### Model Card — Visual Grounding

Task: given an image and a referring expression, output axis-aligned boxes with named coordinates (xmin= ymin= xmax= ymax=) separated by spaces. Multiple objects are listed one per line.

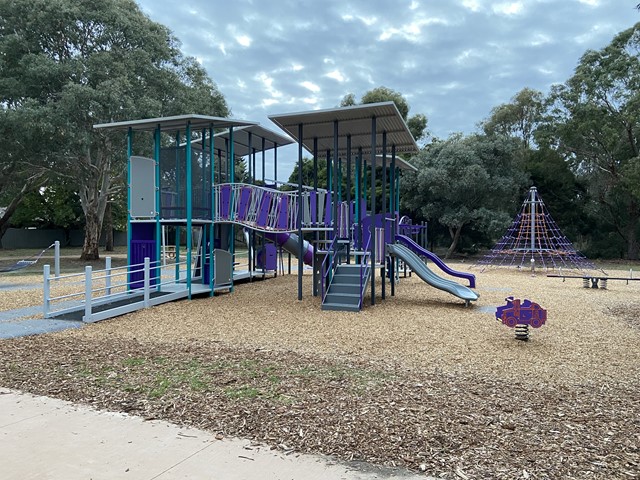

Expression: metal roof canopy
xmin=268 ymin=101 xmax=419 ymax=167
xmin=373 ymin=154 xmax=417 ymax=172
xmin=214 ymin=125 xmax=294 ymax=157
xmin=93 ymin=114 xmax=256 ymax=132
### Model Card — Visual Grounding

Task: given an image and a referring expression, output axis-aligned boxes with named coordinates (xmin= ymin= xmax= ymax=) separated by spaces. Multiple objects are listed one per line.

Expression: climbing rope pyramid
xmin=477 ymin=187 xmax=595 ymax=271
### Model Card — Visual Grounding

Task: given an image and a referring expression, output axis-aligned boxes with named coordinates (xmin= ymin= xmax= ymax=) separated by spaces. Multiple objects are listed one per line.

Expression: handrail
xmin=320 ymin=236 xmax=339 ymax=303
xmin=395 ymin=234 xmax=476 ymax=288
xmin=213 ymin=183 xmax=331 ymax=233
xmin=358 ymin=234 xmax=372 ymax=309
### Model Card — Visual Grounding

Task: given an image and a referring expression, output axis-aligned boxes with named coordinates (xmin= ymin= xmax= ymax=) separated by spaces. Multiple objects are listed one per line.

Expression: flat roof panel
xmin=214 ymin=125 xmax=294 ymax=157
xmin=94 ymin=114 xmax=257 ymax=132
xmin=268 ymin=102 xmax=419 ymax=163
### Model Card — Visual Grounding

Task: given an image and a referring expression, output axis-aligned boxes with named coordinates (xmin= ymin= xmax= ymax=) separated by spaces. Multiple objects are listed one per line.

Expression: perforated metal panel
xmin=130 ymin=156 xmax=156 ymax=218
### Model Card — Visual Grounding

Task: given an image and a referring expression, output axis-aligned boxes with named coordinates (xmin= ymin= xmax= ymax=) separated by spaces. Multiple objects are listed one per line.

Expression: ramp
xmin=388 ymin=243 xmax=479 ymax=305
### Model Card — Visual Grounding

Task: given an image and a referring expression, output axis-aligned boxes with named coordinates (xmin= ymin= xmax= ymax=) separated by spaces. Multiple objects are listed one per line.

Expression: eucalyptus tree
xmin=545 ymin=22 xmax=640 ymax=259
xmin=402 ymin=133 xmax=528 ymax=258
xmin=0 ymin=0 xmax=229 ymax=259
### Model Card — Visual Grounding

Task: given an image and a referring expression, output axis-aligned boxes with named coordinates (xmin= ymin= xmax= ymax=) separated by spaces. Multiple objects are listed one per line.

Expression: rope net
xmin=477 ymin=187 xmax=595 ymax=271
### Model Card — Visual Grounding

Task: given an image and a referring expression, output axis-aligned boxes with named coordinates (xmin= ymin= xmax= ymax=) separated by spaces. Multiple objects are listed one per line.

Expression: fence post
xmin=54 ymin=241 xmax=60 ymax=278
xmin=84 ymin=266 xmax=92 ymax=322
xmin=43 ymin=264 xmax=50 ymax=318
xmin=105 ymin=257 xmax=112 ymax=296
xmin=144 ymin=257 xmax=150 ymax=308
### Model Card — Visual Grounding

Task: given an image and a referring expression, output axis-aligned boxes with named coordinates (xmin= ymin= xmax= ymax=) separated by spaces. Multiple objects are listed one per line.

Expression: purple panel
xmin=310 ymin=191 xmax=317 ymax=224
xmin=237 ymin=187 xmax=252 ymax=221
xmin=276 ymin=196 xmax=289 ymax=229
xmin=256 ymin=192 xmax=272 ymax=228
xmin=219 ymin=185 xmax=231 ymax=219
xmin=323 ymin=193 xmax=332 ymax=225
xmin=257 ymin=244 xmax=277 ymax=270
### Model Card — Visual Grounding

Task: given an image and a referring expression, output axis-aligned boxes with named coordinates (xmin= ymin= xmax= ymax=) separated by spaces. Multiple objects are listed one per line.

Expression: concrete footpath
xmin=0 ymin=389 xmax=428 ymax=480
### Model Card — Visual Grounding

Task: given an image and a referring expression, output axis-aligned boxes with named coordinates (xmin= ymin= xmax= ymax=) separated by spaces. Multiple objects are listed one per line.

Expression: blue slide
xmin=387 ymin=243 xmax=479 ymax=305
xmin=395 ymin=234 xmax=476 ymax=288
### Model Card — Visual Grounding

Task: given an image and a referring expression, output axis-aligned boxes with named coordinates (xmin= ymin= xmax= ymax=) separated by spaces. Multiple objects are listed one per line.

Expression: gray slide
xmin=388 ymin=243 xmax=479 ymax=305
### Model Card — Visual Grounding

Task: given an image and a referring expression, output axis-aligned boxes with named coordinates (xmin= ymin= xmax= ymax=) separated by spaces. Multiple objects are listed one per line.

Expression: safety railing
xmin=213 ymin=183 xmax=332 ymax=232
xmin=43 ymin=257 xmax=193 ymax=323
xmin=320 ymin=236 xmax=339 ymax=303
xmin=358 ymin=234 xmax=372 ymax=310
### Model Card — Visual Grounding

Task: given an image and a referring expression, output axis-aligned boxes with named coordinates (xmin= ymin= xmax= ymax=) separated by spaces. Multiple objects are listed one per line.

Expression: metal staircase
xmin=321 ymin=263 xmax=371 ymax=312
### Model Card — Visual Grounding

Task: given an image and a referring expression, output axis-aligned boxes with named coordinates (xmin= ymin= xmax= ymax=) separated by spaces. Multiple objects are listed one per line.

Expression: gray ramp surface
xmin=388 ymin=243 xmax=479 ymax=303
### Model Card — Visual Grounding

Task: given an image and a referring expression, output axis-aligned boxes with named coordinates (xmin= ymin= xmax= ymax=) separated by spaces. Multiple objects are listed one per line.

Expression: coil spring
xmin=515 ymin=324 xmax=529 ymax=341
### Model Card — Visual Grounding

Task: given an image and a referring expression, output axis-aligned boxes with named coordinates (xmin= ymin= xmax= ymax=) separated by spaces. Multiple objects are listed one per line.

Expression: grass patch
xmin=225 ymin=385 xmax=261 ymax=399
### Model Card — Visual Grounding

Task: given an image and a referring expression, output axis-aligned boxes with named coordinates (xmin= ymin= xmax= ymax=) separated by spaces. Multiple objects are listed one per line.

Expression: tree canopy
xmin=402 ymin=134 xmax=527 ymax=258
xmin=545 ymin=22 xmax=640 ymax=259
xmin=0 ymin=0 xmax=229 ymax=258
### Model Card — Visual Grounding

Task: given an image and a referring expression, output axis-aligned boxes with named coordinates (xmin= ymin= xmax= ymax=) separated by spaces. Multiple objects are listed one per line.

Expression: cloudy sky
xmin=136 ymin=0 xmax=636 ymax=180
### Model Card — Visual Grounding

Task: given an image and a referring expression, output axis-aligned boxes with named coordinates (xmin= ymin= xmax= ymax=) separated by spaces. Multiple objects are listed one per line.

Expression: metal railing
xmin=43 ymin=257 xmax=192 ymax=323
xmin=213 ymin=183 xmax=333 ymax=232
xmin=320 ymin=236 xmax=339 ymax=303
xmin=358 ymin=234 xmax=372 ymax=310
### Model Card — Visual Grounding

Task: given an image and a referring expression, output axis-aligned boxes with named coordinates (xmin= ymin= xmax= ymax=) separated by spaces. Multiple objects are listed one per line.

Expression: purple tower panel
xmin=256 ymin=192 xmax=272 ymax=228
xmin=323 ymin=193 xmax=332 ymax=225
xmin=310 ymin=191 xmax=317 ymax=224
xmin=276 ymin=196 xmax=289 ymax=229
xmin=237 ymin=187 xmax=252 ymax=221
xmin=219 ymin=185 xmax=231 ymax=219
xmin=130 ymin=223 xmax=157 ymax=289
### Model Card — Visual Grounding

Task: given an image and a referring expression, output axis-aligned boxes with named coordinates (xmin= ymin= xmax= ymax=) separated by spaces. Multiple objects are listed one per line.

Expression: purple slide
xmin=395 ymin=234 xmax=476 ymax=288
xmin=265 ymin=232 xmax=314 ymax=266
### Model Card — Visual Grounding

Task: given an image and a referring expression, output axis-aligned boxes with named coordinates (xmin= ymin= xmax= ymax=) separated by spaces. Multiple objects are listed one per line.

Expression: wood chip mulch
xmin=0 ymin=334 xmax=638 ymax=479
xmin=1 ymin=266 xmax=639 ymax=478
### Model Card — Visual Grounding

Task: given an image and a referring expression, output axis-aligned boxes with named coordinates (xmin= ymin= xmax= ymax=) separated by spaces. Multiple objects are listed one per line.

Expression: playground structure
xmin=477 ymin=187 xmax=595 ymax=271
xmin=495 ymin=297 xmax=547 ymax=341
xmin=43 ymin=103 xmax=480 ymax=322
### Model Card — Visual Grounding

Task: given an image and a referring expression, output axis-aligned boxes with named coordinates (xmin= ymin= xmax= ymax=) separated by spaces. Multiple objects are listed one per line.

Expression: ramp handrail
xmin=320 ymin=236 xmax=339 ymax=303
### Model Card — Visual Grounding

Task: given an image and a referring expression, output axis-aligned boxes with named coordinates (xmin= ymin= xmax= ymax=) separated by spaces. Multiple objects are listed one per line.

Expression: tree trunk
xmin=78 ymin=147 xmax=112 ymax=261
xmin=82 ymin=210 xmax=101 ymax=260
xmin=625 ymin=199 xmax=640 ymax=260
xmin=103 ymin=201 xmax=114 ymax=252
xmin=445 ymin=225 xmax=463 ymax=259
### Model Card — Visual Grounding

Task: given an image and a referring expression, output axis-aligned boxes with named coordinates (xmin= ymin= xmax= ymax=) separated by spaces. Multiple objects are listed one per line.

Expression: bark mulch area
xmin=1 ymin=334 xmax=638 ymax=479
xmin=1 ymin=266 xmax=640 ymax=478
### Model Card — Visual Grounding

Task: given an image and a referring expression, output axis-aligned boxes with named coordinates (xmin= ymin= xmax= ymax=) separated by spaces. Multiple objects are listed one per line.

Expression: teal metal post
xmin=355 ymin=147 xmax=362 ymax=251
xmin=209 ymin=125 xmax=215 ymax=295
xmin=154 ymin=125 xmax=162 ymax=291
xmin=370 ymin=116 xmax=376 ymax=306
xmin=126 ymin=127 xmax=133 ymax=288
xmin=175 ymin=131 xmax=181 ymax=282
xmin=333 ymin=120 xmax=339 ymax=239
xmin=390 ymin=146 xmax=396 ymax=297
xmin=363 ymin=160 xmax=367 ymax=205
xmin=381 ymin=131 xmax=387 ymax=301
xmin=229 ymin=127 xmax=235 ymax=292
xmin=185 ymin=122 xmax=193 ymax=299
xmin=297 ymin=123 xmax=304 ymax=301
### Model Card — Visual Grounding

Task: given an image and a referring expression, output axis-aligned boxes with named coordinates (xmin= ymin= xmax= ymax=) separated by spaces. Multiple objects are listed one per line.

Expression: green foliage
xmin=10 ymin=184 xmax=83 ymax=229
xmin=402 ymin=134 xmax=528 ymax=257
xmin=545 ymin=22 xmax=640 ymax=259
xmin=0 ymin=0 xmax=229 ymax=257
xmin=482 ymin=87 xmax=545 ymax=150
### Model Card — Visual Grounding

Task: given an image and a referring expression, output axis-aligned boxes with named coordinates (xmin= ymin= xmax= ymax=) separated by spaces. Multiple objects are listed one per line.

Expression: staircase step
xmin=324 ymin=292 xmax=360 ymax=304
xmin=328 ymin=284 xmax=361 ymax=295
xmin=321 ymin=302 xmax=361 ymax=312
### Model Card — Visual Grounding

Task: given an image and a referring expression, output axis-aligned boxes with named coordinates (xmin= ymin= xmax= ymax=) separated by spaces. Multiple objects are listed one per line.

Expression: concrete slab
xmin=0 ymin=389 xmax=428 ymax=480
